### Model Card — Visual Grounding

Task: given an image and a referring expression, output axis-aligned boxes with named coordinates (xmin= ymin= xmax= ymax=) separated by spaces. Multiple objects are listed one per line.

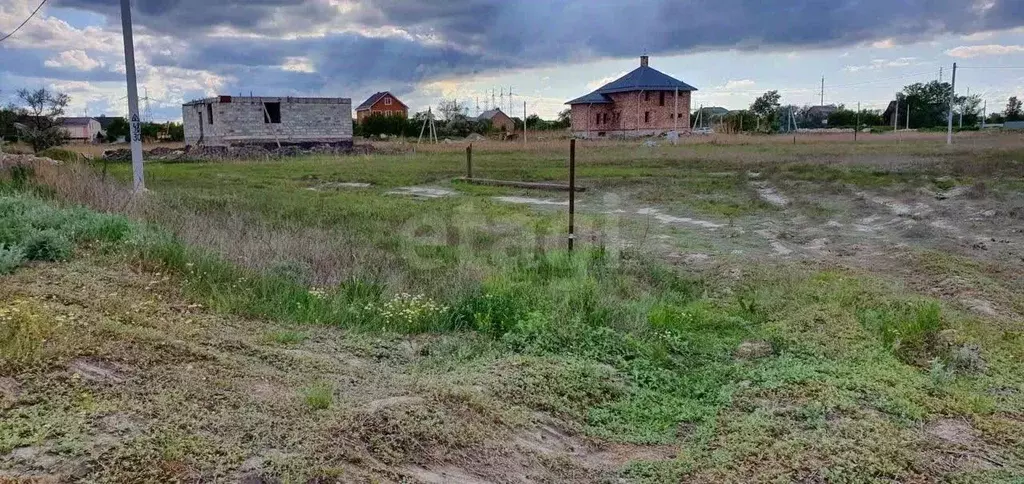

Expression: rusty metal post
xmin=466 ymin=144 xmax=473 ymax=179
xmin=568 ymin=139 xmax=576 ymax=252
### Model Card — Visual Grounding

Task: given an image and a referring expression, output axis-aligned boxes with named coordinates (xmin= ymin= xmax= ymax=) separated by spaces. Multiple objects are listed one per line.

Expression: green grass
xmin=5 ymin=140 xmax=1024 ymax=481
xmin=265 ymin=329 xmax=307 ymax=345
xmin=302 ymin=382 xmax=334 ymax=410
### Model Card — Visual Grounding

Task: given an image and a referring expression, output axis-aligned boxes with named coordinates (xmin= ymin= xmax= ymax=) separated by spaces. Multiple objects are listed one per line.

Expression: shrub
xmin=363 ymin=292 xmax=449 ymax=333
xmin=0 ymin=244 xmax=26 ymax=274
xmin=37 ymin=147 xmax=84 ymax=163
xmin=22 ymin=229 xmax=72 ymax=261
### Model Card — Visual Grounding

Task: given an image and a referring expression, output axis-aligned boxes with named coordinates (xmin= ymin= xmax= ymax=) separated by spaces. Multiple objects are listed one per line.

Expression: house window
xmin=596 ymin=112 xmax=601 ymax=125
xmin=207 ymin=103 xmax=213 ymax=125
xmin=264 ymin=102 xmax=281 ymax=124
xmin=603 ymin=113 xmax=609 ymax=124
xmin=659 ymin=92 xmax=665 ymax=106
xmin=644 ymin=111 xmax=650 ymax=123
xmin=644 ymin=92 xmax=650 ymax=102
xmin=384 ymin=97 xmax=392 ymax=106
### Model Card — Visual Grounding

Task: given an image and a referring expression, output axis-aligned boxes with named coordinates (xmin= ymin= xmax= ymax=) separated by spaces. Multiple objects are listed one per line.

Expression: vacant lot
xmin=2 ymin=132 xmax=1024 ymax=482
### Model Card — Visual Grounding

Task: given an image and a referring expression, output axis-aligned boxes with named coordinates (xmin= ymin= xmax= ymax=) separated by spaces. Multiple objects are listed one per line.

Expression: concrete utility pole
xmin=820 ymin=76 xmax=825 ymax=106
xmin=906 ymin=103 xmax=911 ymax=130
xmin=855 ymin=102 xmax=860 ymax=141
xmin=947 ymin=62 xmax=957 ymax=145
xmin=894 ymin=99 xmax=899 ymax=133
xmin=982 ymin=100 xmax=987 ymax=129
xmin=120 ymin=0 xmax=144 ymax=191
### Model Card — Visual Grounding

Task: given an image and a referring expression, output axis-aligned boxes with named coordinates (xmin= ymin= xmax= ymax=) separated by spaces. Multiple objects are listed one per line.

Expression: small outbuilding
xmin=477 ymin=108 xmax=515 ymax=132
xmin=182 ymin=95 xmax=352 ymax=147
xmin=60 ymin=117 xmax=103 ymax=143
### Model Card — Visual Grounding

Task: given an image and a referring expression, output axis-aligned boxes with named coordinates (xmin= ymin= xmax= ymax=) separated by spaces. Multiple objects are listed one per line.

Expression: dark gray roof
xmin=60 ymin=117 xmax=95 ymax=126
xmin=477 ymin=108 xmax=508 ymax=121
xmin=566 ymin=92 xmax=613 ymax=105
xmin=356 ymin=91 xmax=406 ymax=111
xmin=567 ymin=64 xmax=697 ymax=105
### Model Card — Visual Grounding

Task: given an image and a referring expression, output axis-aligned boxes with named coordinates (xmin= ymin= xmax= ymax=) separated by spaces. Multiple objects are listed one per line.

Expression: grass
xmin=301 ymin=382 xmax=334 ymax=410
xmin=2 ymin=135 xmax=1024 ymax=481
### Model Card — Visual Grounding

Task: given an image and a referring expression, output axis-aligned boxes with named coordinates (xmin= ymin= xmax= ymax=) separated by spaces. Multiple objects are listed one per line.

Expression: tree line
xmin=1 ymin=87 xmax=184 ymax=153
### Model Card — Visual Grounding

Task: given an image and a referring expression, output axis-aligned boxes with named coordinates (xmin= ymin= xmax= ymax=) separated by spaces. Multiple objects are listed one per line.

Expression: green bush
xmin=37 ymin=147 xmax=85 ymax=163
xmin=22 ymin=229 xmax=72 ymax=261
xmin=0 ymin=244 xmax=26 ymax=274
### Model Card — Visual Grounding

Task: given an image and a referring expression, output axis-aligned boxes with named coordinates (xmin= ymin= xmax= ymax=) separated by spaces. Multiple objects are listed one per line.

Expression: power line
xmin=957 ymin=66 xmax=1024 ymax=70
xmin=0 ymin=0 xmax=49 ymax=44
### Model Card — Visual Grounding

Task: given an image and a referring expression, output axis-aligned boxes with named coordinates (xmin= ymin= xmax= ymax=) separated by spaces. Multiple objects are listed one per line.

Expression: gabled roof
xmin=356 ymin=91 xmax=407 ymax=111
xmin=567 ymin=61 xmax=698 ymax=105
xmin=60 ymin=117 xmax=96 ymax=126
xmin=477 ymin=109 xmax=509 ymax=121
xmin=566 ymin=92 xmax=613 ymax=105
xmin=94 ymin=115 xmax=124 ymax=129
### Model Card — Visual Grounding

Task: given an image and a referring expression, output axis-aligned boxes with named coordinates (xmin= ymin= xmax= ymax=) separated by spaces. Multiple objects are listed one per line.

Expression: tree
xmin=16 ymin=88 xmax=70 ymax=152
xmin=167 ymin=122 xmax=185 ymax=142
xmin=105 ymin=117 xmax=129 ymax=142
xmin=525 ymin=114 xmax=542 ymax=129
xmin=1005 ymin=96 xmax=1022 ymax=122
xmin=556 ymin=108 xmax=571 ymax=129
xmin=750 ymin=90 xmax=781 ymax=130
xmin=436 ymin=98 xmax=467 ymax=121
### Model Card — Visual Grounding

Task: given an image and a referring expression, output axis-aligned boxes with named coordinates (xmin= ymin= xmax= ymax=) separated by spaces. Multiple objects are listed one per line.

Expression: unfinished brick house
xmin=566 ymin=56 xmax=697 ymax=138
xmin=355 ymin=91 xmax=408 ymax=123
xmin=476 ymin=108 xmax=515 ymax=132
xmin=182 ymin=96 xmax=352 ymax=147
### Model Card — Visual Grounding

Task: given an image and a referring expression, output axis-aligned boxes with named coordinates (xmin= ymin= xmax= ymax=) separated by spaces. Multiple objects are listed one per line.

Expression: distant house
xmin=60 ymin=117 xmax=103 ymax=143
xmin=477 ymin=108 xmax=515 ymax=132
xmin=882 ymin=101 xmax=899 ymax=126
xmin=804 ymin=105 xmax=838 ymax=127
xmin=566 ymin=55 xmax=697 ymax=138
xmin=355 ymin=92 xmax=408 ymax=122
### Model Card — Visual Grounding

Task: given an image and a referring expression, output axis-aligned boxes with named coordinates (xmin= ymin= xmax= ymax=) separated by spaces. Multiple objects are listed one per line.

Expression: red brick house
xmin=476 ymin=108 xmax=515 ymax=132
xmin=355 ymin=91 xmax=408 ymax=122
xmin=567 ymin=56 xmax=697 ymax=138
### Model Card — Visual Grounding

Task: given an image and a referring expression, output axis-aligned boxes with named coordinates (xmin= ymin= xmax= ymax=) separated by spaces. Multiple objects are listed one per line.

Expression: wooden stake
xmin=568 ymin=139 xmax=576 ymax=252
xmin=466 ymin=144 xmax=473 ymax=179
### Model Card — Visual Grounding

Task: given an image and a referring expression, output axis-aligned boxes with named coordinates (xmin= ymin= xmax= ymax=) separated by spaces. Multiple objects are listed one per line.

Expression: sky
xmin=2 ymin=0 xmax=1024 ymax=122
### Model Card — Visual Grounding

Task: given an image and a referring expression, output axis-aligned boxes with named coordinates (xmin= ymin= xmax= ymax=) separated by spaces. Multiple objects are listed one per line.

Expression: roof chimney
xmin=640 ymin=55 xmax=649 ymax=67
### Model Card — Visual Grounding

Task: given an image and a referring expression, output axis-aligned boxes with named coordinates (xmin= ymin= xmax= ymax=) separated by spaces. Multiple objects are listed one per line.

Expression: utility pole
xmin=906 ymin=103 xmax=910 ymax=130
xmin=894 ymin=99 xmax=899 ymax=133
xmin=982 ymin=100 xmax=987 ymax=129
xmin=120 ymin=0 xmax=144 ymax=192
xmin=523 ymin=101 xmax=527 ymax=146
xmin=947 ymin=62 xmax=956 ymax=145
xmin=939 ymin=67 xmax=943 ymax=83
xmin=820 ymin=76 xmax=825 ymax=106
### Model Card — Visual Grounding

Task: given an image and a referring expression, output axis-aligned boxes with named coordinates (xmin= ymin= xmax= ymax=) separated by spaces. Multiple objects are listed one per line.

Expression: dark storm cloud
xmin=148 ymin=32 xmax=508 ymax=94
xmin=355 ymin=0 xmax=1024 ymax=60
xmin=45 ymin=0 xmax=1024 ymax=96
xmin=52 ymin=0 xmax=340 ymax=35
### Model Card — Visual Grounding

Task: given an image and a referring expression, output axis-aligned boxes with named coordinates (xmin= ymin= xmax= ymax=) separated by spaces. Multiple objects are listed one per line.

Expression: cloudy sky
xmin=3 ymin=0 xmax=1024 ymax=122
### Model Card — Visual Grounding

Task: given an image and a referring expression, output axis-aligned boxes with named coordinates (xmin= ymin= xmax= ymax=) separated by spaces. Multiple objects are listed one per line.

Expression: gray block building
xmin=182 ymin=96 xmax=352 ymax=147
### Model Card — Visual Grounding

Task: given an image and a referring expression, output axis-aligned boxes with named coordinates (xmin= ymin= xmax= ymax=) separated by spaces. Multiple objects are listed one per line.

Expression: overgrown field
xmin=2 ymin=134 xmax=1024 ymax=482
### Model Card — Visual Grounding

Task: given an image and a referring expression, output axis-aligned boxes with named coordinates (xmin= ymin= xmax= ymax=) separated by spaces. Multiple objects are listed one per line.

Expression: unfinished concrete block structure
xmin=182 ymin=96 xmax=352 ymax=147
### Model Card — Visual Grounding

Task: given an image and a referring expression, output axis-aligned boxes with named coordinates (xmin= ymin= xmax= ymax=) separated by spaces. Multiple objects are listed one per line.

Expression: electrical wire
xmin=0 ymin=0 xmax=49 ymax=44
xmin=958 ymin=66 xmax=1024 ymax=69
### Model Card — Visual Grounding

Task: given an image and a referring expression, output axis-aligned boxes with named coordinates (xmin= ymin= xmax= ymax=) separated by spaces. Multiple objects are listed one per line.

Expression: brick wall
xmin=570 ymin=90 xmax=691 ymax=137
xmin=356 ymin=94 xmax=408 ymax=122
xmin=184 ymin=97 xmax=352 ymax=146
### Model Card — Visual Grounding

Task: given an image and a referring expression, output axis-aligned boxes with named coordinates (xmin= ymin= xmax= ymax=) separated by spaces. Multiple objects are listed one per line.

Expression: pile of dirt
xmin=101 ymin=143 xmax=374 ymax=162
xmin=0 ymin=153 xmax=62 ymax=169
